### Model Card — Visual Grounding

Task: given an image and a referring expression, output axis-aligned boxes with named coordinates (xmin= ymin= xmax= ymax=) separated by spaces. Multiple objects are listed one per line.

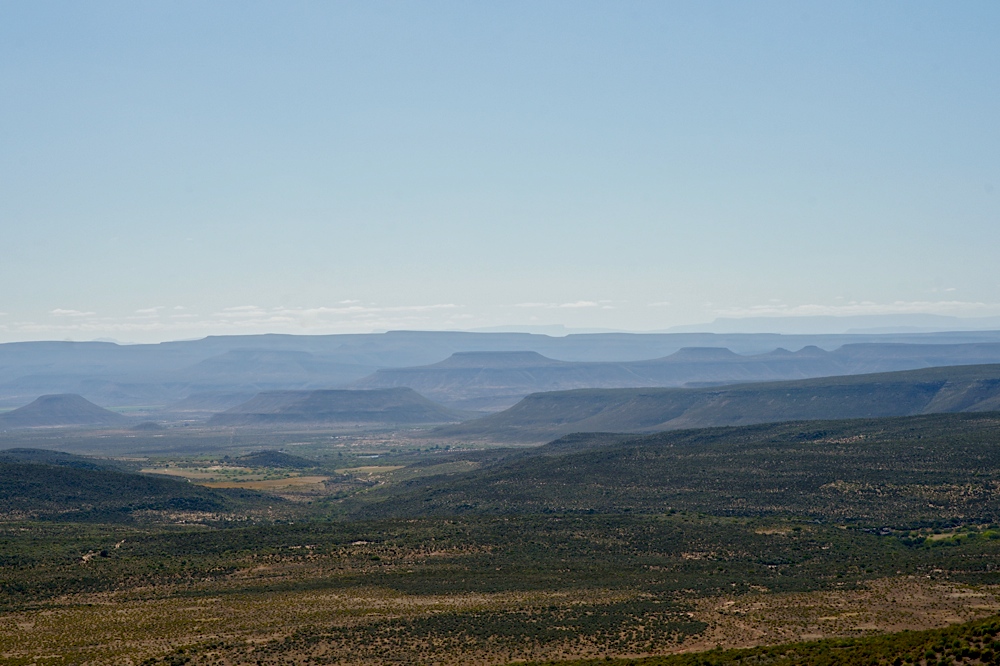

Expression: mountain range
xmin=434 ymin=363 xmax=1000 ymax=442
xmin=354 ymin=343 xmax=1000 ymax=410
xmin=6 ymin=330 xmax=1000 ymax=412
xmin=208 ymin=387 xmax=467 ymax=426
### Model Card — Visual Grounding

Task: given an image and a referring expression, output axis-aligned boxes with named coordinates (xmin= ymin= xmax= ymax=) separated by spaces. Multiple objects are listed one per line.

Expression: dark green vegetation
xmin=438 ymin=364 xmax=1000 ymax=441
xmin=0 ymin=393 xmax=127 ymax=428
xmin=360 ymin=412 xmax=1000 ymax=527
xmin=537 ymin=615 xmax=1000 ymax=666
xmin=6 ymin=411 xmax=1000 ymax=663
xmin=1 ymin=514 xmax=903 ymax=609
xmin=0 ymin=460 xmax=278 ymax=522
xmin=7 ymin=512 xmax=1000 ymax=660
xmin=233 ymin=449 xmax=318 ymax=469
xmin=207 ymin=387 xmax=468 ymax=426
xmin=0 ymin=447 xmax=126 ymax=470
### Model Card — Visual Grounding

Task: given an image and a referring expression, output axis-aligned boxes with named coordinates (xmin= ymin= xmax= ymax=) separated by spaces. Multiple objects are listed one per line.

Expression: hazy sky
xmin=2 ymin=1 xmax=999 ymax=342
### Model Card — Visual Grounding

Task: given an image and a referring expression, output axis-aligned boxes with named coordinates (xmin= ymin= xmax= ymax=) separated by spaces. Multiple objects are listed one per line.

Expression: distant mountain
xmin=181 ymin=349 xmax=375 ymax=387
xmin=0 ymin=394 xmax=127 ymax=428
xmin=434 ymin=363 xmax=1000 ymax=442
xmin=208 ymin=388 xmax=468 ymax=426
xmin=165 ymin=391 xmax=259 ymax=415
xmin=353 ymin=343 xmax=1000 ymax=411
xmin=8 ymin=332 xmax=1000 ymax=413
xmin=354 ymin=351 xmax=645 ymax=410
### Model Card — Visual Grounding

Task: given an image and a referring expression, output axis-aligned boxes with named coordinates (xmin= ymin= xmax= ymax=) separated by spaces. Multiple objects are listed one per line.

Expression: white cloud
xmin=515 ymin=300 xmax=607 ymax=309
xmin=713 ymin=300 xmax=1000 ymax=318
xmin=3 ymin=302 xmax=473 ymax=341
xmin=49 ymin=309 xmax=96 ymax=317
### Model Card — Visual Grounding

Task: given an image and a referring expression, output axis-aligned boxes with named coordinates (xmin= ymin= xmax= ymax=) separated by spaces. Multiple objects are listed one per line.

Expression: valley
xmin=4 ymin=409 xmax=1000 ymax=664
xmin=6 ymin=334 xmax=1000 ymax=664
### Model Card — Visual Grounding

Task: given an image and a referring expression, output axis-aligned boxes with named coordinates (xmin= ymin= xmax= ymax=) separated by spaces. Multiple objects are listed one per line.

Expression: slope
xmin=353 ymin=351 xmax=649 ymax=410
xmin=353 ymin=343 xmax=1000 ymax=411
xmin=208 ymin=387 xmax=468 ymax=426
xmin=0 ymin=461 xmax=274 ymax=522
xmin=0 ymin=394 xmax=127 ymax=428
xmin=435 ymin=363 xmax=1000 ymax=442
xmin=0 ymin=447 xmax=126 ymax=471
xmin=353 ymin=411 xmax=1000 ymax=527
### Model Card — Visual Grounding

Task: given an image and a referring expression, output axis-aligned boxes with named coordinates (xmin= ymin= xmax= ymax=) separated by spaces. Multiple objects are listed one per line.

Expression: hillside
xmin=0 ymin=447 xmax=126 ymax=471
xmin=0 ymin=461 xmax=272 ymax=522
xmin=235 ymin=450 xmax=317 ymax=469
xmin=208 ymin=387 xmax=468 ymax=426
xmin=354 ymin=411 xmax=1000 ymax=527
xmin=164 ymin=391 xmax=258 ymax=416
xmin=434 ymin=363 xmax=1000 ymax=441
xmin=0 ymin=394 xmax=127 ymax=428
xmin=353 ymin=343 xmax=1000 ymax=411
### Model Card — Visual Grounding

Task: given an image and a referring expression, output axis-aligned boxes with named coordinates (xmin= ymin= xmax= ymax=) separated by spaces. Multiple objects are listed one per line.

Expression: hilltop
xmin=434 ymin=363 xmax=1000 ymax=442
xmin=208 ymin=387 xmax=468 ymax=426
xmin=0 ymin=394 xmax=127 ymax=429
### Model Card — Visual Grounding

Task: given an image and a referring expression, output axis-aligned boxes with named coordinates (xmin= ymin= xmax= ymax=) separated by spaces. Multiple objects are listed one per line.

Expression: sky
xmin=2 ymin=1 xmax=999 ymax=342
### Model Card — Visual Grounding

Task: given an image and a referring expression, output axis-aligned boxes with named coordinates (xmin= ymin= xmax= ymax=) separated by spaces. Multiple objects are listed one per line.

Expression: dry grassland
xmin=335 ymin=466 xmax=404 ymax=475
xmin=685 ymin=578 xmax=1000 ymax=653
xmin=3 ymin=578 xmax=999 ymax=666
xmin=201 ymin=476 xmax=329 ymax=490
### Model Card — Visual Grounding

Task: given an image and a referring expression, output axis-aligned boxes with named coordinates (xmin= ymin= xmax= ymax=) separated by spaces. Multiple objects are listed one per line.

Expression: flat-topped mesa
xmin=660 ymin=347 xmax=743 ymax=362
xmin=758 ymin=345 xmax=831 ymax=359
xmin=422 ymin=351 xmax=569 ymax=369
xmin=0 ymin=394 xmax=127 ymax=428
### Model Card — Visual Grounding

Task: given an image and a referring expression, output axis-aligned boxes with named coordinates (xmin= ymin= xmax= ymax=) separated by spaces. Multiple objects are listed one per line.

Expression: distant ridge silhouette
xmin=208 ymin=387 xmax=467 ymax=426
xmin=0 ymin=394 xmax=127 ymax=428
xmin=434 ymin=363 xmax=1000 ymax=442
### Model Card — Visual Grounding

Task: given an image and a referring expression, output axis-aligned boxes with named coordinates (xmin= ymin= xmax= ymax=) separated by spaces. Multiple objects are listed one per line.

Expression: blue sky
xmin=2 ymin=1 xmax=998 ymax=341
